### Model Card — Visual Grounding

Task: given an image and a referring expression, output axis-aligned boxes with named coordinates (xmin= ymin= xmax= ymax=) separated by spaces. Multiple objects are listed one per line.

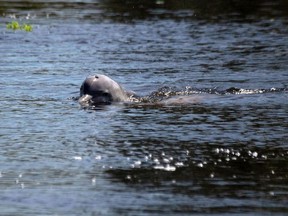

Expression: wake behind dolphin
xmin=78 ymin=74 xmax=287 ymax=108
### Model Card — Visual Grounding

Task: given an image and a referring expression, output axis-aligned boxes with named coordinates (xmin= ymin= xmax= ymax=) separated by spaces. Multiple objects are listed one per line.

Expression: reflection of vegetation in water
xmin=1 ymin=0 xmax=288 ymax=22
xmin=100 ymin=0 xmax=288 ymax=21
xmin=6 ymin=21 xmax=33 ymax=32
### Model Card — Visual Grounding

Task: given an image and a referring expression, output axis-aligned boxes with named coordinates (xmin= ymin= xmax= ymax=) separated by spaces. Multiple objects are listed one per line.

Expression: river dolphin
xmin=79 ymin=74 xmax=129 ymax=105
xmin=78 ymin=74 xmax=207 ymax=107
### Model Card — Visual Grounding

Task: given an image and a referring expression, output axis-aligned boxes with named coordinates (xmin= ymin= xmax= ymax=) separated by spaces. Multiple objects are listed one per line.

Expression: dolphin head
xmin=79 ymin=74 xmax=128 ymax=105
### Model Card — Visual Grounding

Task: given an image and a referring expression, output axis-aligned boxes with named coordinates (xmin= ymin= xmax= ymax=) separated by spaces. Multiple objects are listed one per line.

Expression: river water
xmin=0 ymin=0 xmax=288 ymax=215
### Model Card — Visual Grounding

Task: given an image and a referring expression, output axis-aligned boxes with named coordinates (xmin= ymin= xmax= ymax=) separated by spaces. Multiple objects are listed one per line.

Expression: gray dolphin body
xmin=78 ymin=74 xmax=207 ymax=107
xmin=79 ymin=74 xmax=129 ymax=105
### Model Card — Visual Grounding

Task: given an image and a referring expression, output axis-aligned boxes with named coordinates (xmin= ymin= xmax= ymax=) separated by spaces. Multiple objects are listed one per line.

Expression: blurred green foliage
xmin=6 ymin=21 xmax=33 ymax=32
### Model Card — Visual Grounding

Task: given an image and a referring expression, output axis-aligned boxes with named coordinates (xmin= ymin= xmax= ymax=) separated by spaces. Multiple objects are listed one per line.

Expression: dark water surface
xmin=1 ymin=0 xmax=288 ymax=215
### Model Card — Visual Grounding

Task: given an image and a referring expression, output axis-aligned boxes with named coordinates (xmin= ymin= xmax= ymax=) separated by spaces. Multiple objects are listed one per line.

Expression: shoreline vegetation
xmin=6 ymin=21 xmax=33 ymax=32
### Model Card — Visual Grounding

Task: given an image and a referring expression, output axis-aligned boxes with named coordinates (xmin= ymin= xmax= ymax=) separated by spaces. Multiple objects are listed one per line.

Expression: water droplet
xmin=197 ymin=163 xmax=203 ymax=168
xmin=91 ymin=177 xmax=96 ymax=185
xmin=262 ymin=155 xmax=267 ymax=159
xmin=154 ymin=158 xmax=160 ymax=164
xmin=175 ymin=162 xmax=184 ymax=167
xmin=154 ymin=165 xmax=165 ymax=170
xmin=73 ymin=156 xmax=82 ymax=160
xmin=163 ymin=158 xmax=170 ymax=163
xmin=164 ymin=165 xmax=176 ymax=171
xmin=134 ymin=161 xmax=141 ymax=166
xmin=154 ymin=165 xmax=176 ymax=171
xmin=95 ymin=155 xmax=101 ymax=160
